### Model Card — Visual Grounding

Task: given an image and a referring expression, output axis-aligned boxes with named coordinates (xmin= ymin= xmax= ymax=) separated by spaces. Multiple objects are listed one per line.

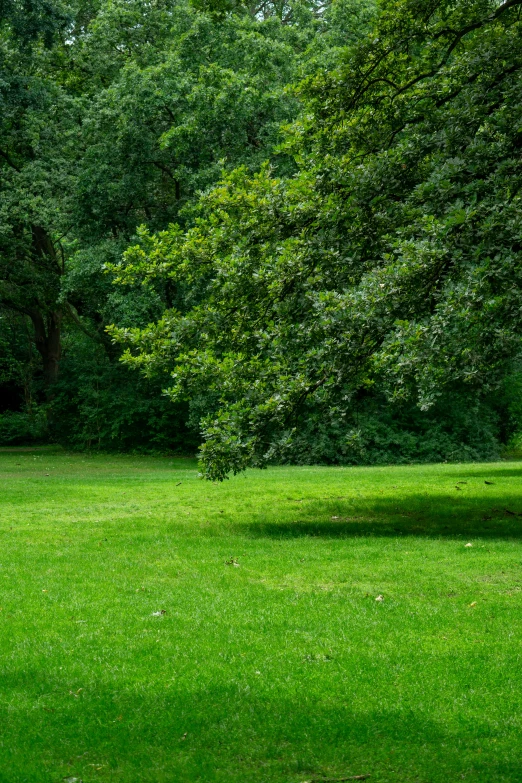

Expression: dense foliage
xmin=0 ymin=0 xmax=373 ymax=450
xmin=112 ymin=0 xmax=522 ymax=477
xmin=2 ymin=0 xmax=522 ymax=469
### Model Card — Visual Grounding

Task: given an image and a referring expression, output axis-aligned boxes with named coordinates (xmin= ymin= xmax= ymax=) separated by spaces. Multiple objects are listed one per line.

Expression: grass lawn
xmin=1 ymin=451 xmax=522 ymax=783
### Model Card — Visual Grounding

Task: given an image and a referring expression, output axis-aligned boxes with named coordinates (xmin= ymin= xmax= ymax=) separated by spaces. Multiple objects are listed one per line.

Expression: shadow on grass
xmin=241 ymin=491 xmax=522 ymax=540
xmin=0 ymin=444 xmax=63 ymax=453
xmin=1 ymin=671 xmax=520 ymax=782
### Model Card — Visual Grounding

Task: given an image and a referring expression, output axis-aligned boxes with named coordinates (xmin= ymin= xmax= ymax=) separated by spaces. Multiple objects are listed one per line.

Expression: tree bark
xmin=27 ymin=225 xmax=62 ymax=389
xmin=1 ymin=225 xmax=63 ymax=390
xmin=29 ymin=308 xmax=62 ymax=388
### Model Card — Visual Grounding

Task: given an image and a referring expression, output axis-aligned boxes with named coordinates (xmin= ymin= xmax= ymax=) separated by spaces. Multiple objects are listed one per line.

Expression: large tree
xmin=1 ymin=0 xmax=368 ymax=397
xmin=0 ymin=0 xmax=75 ymax=386
xmin=67 ymin=0 xmax=374 ymax=334
xmin=112 ymin=0 xmax=522 ymax=478
xmin=0 ymin=0 xmax=199 ymax=388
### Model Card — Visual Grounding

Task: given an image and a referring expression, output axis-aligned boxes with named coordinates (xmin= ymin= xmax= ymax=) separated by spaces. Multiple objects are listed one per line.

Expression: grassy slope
xmin=0 ymin=452 xmax=521 ymax=783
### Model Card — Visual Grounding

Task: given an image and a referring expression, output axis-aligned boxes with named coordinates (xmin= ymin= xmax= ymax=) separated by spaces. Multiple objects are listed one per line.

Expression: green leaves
xmin=112 ymin=0 xmax=522 ymax=477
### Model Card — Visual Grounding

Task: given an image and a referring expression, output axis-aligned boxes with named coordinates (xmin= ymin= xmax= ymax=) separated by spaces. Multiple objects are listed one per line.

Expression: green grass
xmin=1 ymin=452 xmax=522 ymax=783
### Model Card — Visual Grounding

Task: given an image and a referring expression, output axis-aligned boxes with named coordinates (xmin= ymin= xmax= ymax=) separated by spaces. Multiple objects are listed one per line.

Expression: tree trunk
xmin=1 ymin=226 xmax=64 ymax=390
xmin=29 ymin=308 xmax=62 ymax=389
xmin=28 ymin=225 xmax=63 ymax=389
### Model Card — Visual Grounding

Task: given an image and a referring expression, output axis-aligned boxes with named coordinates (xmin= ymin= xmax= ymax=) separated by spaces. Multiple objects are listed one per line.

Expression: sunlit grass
xmin=1 ymin=451 xmax=521 ymax=782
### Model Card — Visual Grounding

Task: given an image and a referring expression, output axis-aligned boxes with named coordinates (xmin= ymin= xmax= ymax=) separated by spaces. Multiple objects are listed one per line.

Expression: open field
xmin=1 ymin=451 xmax=521 ymax=782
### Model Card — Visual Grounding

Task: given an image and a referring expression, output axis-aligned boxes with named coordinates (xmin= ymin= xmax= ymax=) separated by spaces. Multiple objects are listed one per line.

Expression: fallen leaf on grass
xmin=484 ymin=481 xmax=494 ymax=485
xmin=465 ymin=543 xmax=473 ymax=547
xmin=63 ymin=777 xmax=82 ymax=782
xmin=375 ymin=595 xmax=384 ymax=602
xmin=180 ymin=732 xmax=187 ymax=741
xmin=469 ymin=601 xmax=477 ymax=607
xmin=176 ymin=482 xmax=182 ymax=486
xmin=225 ymin=558 xmax=239 ymax=567
xmin=152 ymin=610 xmax=166 ymax=616
xmin=305 ymin=654 xmax=332 ymax=663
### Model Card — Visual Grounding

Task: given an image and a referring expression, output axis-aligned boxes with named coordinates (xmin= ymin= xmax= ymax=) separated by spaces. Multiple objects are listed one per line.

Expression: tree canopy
xmin=0 ymin=0 xmax=377 ymax=447
xmin=110 ymin=0 xmax=522 ymax=478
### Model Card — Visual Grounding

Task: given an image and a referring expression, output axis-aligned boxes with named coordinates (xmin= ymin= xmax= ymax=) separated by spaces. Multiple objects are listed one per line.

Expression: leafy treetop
xmin=111 ymin=0 xmax=522 ymax=479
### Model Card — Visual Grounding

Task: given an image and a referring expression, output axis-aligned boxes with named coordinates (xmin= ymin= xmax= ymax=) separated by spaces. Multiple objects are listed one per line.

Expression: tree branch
xmin=0 ymin=148 xmax=21 ymax=172
xmin=65 ymin=302 xmax=104 ymax=343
